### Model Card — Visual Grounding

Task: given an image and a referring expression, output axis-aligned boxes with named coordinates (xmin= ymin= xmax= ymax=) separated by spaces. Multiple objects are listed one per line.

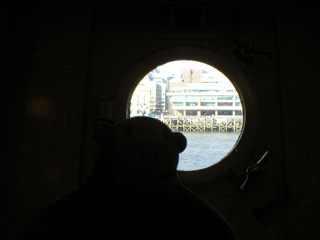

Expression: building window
xmin=218 ymin=102 xmax=233 ymax=106
xmin=235 ymin=110 xmax=243 ymax=116
xmin=186 ymin=95 xmax=198 ymax=102
xmin=173 ymin=102 xmax=184 ymax=106
xmin=201 ymin=110 xmax=215 ymax=116
xmin=186 ymin=110 xmax=197 ymax=116
xmin=201 ymin=102 xmax=216 ymax=106
xmin=201 ymin=95 xmax=216 ymax=101
xmin=218 ymin=110 xmax=233 ymax=115
xmin=218 ymin=95 xmax=234 ymax=100
xmin=186 ymin=102 xmax=198 ymax=106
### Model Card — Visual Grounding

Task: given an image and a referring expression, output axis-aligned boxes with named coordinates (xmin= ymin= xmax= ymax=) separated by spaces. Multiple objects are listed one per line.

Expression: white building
xmin=167 ymin=69 xmax=243 ymax=117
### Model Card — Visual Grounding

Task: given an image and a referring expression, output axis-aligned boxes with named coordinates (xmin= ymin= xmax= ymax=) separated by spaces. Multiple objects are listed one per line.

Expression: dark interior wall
xmin=1 ymin=7 xmax=34 ymax=239
xmin=1 ymin=5 xmax=92 ymax=239
xmin=277 ymin=5 xmax=320 ymax=239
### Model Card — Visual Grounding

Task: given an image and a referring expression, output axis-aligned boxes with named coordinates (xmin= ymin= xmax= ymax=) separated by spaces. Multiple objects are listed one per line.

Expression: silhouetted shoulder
xmin=172 ymin=184 xmax=237 ymax=239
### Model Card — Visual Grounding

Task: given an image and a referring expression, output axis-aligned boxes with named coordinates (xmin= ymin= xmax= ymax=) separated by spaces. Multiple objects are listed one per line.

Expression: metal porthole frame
xmin=115 ymin=45 xmax=257 ymax=184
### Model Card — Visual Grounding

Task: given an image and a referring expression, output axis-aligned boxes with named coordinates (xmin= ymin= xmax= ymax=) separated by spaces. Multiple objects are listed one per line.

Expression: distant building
xmin=130 ymin=71 xmax=167 ymax=117
xmin=167 ymin=69 xmax=243 ymax=117
xmin=131 ymin=68 xmax=243 ymax=118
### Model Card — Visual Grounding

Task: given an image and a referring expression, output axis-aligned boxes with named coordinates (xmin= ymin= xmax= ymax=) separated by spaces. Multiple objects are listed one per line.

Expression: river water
xmin=177 ymin=132 xmax=241 ymax=171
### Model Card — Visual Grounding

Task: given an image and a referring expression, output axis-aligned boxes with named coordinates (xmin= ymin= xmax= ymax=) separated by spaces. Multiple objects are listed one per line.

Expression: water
xmin=177 ymin=132 xmax=241 ymax=171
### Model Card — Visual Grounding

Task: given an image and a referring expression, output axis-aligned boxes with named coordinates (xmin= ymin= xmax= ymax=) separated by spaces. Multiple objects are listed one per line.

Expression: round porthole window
xmin=128 ymin=60 xmax=244 ymax=171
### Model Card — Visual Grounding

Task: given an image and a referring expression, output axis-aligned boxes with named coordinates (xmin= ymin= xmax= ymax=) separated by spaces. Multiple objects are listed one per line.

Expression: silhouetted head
xmin=93 ymin=117 xmax=187 ymax=204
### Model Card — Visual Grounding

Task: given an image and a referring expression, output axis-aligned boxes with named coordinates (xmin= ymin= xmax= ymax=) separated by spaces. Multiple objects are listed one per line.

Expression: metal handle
xmin=240 ymin=151 xmax=272 ymax=191
xmin=256 ymin=150 xmax=272 ymax=165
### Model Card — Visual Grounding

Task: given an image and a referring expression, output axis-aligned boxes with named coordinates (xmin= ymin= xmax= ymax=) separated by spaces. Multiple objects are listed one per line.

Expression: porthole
xmin=115 ymin=46 xmax=256 ymax=183
xmin=128 ymin=60 xmax=244 ymax=171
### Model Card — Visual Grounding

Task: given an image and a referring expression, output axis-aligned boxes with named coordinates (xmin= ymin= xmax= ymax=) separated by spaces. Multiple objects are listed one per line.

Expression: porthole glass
xmin=129 ymin=60 xmax=244 ymax=171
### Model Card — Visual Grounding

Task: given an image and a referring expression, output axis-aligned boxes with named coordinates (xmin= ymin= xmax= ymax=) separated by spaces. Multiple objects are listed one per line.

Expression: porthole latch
xmin=240 ymin=150 xmax=272 ymax=191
